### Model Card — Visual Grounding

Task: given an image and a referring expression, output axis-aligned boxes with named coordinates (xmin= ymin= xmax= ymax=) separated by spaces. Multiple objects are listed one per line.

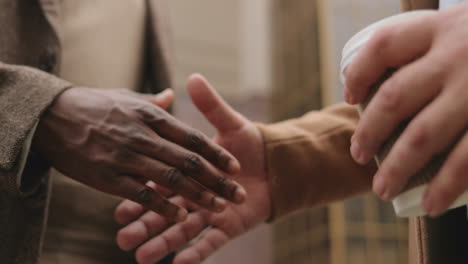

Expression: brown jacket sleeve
xmin=257 ymin=104 xmax=376 ymax=220
xmin=0 ymin=62 xmax=72 ymax=195
xmin=399 ymin=0 xmax=438 ymax=11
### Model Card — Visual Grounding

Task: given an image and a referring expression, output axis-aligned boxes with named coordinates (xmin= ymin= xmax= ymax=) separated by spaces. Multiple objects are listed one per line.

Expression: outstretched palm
xmin=114 ymin=74 xmax=271 ymax=264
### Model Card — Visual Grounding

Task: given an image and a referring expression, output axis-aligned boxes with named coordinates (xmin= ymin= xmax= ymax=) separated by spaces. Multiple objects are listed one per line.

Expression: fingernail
xmin=373 ymin=173 xmax=387 ymax=198
xmin=381 ymin=189 xmax=393 ymax=201
xmin=175 ymin=208 xmax=188 ymax=222
xmin=233 ymin=185 xmax=247 ymax=204
xmin=213 ymin=197 xmax=227 ymax=212
xmin=422 ymin=192 xmax=438 ymax=217
xmin=350 ymin=141 xmax=364 ymax=164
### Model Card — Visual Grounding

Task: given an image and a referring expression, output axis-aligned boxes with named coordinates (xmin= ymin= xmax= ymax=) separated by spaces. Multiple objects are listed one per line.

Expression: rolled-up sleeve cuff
xmin=16 ymin=121 xmax=49 ymax=194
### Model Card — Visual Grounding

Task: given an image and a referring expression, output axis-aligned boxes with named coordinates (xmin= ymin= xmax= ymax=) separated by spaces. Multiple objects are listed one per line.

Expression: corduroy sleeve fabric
xmin=0 ymin=62 xmax=72 ymax=195
xmin=257 ymin=104 xmax=377 ymax=221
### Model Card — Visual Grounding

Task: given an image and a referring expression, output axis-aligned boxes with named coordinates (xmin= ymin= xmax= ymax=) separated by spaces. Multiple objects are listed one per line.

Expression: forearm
xmin=257 ymin=104 xmax=376 ymax=221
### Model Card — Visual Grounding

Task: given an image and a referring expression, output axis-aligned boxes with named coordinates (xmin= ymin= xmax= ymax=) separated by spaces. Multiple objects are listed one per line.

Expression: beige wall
xmin=167 ymin=0 xmax=271 ymax=99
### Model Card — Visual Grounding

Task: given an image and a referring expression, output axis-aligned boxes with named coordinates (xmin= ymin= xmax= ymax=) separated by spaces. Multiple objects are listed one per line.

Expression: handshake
xmin=35 ymin=71 xmax=468 ymax=264
xmin=34 ymin=74 xmax=271 ymax=264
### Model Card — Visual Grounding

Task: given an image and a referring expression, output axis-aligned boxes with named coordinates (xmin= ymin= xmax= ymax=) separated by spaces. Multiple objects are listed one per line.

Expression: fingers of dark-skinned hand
xmin=124 ymin=131 xmax=244 ymax=204
xmin=344 ymin=13 xmax=436 ymax=105
xmin=423 ymin=132 xmax=468 ymax=217
xmin=350 ymin=55 xmax=443 ymax=165
xmin=173 ymin=229 xmax=230 ymax=264
xmin=136 ymin=104 xmax=240 ymax=176
xmin=180 ymin=128 xmax=240 ymax=175
xmin=372 ymin=89 xmax=468 ymax=201
xmin=114 ymin=176 xmax=187 ymax=222
xmin=119 ymin=153 xmax=228 ymax=212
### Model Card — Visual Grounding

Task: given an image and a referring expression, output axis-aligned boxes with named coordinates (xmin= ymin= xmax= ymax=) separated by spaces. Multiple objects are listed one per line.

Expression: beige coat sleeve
xmin=257 ymin=104 xmax=377 ymax=220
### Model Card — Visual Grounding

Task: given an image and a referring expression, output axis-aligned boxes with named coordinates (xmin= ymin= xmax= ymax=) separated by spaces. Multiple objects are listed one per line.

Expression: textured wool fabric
xmin=0 ymin=0 xmax=174 ymax=263
xmin=0 ymin=64 xmax=71 ymax=175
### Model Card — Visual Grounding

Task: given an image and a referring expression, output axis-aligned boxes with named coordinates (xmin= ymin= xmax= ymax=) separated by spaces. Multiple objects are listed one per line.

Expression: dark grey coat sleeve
xmin=0 ymin=62 xmax=71 ymax=194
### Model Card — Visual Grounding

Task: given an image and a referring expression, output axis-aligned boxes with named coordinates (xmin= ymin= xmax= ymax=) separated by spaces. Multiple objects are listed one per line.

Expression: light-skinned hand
xmin=114 ymin=74 xmax=271 ymax=264
xmin=344 ymin=3 xmax=468 ymax=216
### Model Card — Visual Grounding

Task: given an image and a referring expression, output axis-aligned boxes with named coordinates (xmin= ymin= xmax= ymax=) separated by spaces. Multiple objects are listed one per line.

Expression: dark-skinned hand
xmin=32 ymin=87 xmax=246 ymax=222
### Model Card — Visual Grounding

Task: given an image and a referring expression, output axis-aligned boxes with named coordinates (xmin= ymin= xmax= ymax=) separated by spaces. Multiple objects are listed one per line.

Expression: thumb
xmin=149 ymin=89 xmax=175 ymax=110
xmin=187 ymin=74 xmax=246 ymax=134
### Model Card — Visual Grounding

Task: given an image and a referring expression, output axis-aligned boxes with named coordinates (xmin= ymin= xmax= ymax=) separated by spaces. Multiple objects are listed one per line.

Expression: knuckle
xmin=195 ymin=190 xmax=206 ymax=201
xmin=216 ymin=150 xmax=230 ymax=168
xmin=229 ymin=185 xmax=238 ymax=199
xmin=100 ymin=170 xmax=120 ymax=185
xmin=370 ymin=26 xmax=393 ymax=53
xmin=160 ymin=232 xmax=177 ymax=252
xmin=114 ymin=147 xmax=135 ymax=164
xmin=134 ymin=186 xmax=154 ymax=205
xmin=146 ymin=138 xmax=165 ymax=154
xmin=136 ymin=244 xmax=165 ymax=264
xmin=176 ymin=223 xmax=191 ymax=243
xmin=136 ymin=104 xmax=166 ymax=124
xmin=217 ymin=177 xmax=228 ymax=191
xmin=378 ymin=78 xmax=402 ymax=112
xmin=164 ymin=168 xmax=183 ymax=187
xmin=406 ymin=123 xmax=430 ymax=151
xmin=382 ymin=164 xmax=401 ymax=183
xmin=89 ymin=154 xmax=111 ymax=170
xmin=154 ymin=199 xmax=178 ymax=218
xmin=187 ymin=131 xmax=207 ymax=150
xmin=124 ymin=130 xmax=150 ymax=146
xmin=183 ymin=154 xmax=202 ymax=174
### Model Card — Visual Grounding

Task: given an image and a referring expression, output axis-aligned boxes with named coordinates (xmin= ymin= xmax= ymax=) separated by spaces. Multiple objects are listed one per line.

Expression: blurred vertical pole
xmin=316 ymin=0 xmax=337 ymax=107
xmin=315 ymin=1 xmax=347 ymax=263
xmin=270 ymin=0 xmax=321 ymax=120
xmin=270 ymin=0 xmax=331 ymax=264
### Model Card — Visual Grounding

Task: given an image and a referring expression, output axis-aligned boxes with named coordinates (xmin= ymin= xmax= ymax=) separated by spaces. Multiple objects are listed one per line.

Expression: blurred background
xmin=167 ymin=0 xmax=406 ymax=263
